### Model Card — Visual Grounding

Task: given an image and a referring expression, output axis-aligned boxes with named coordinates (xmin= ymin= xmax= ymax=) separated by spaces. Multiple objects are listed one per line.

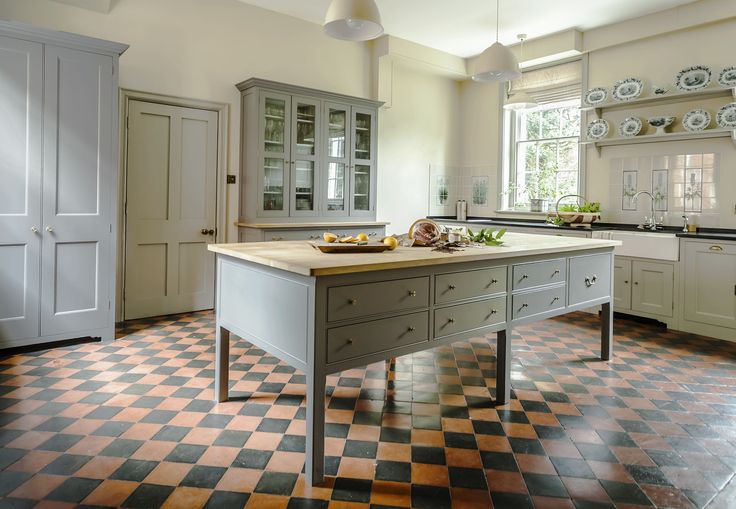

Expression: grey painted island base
xmin=210 ymin=237 xmax=616 ymax=485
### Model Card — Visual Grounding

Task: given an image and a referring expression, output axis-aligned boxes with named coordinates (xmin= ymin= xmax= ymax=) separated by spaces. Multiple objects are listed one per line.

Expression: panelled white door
xmin=0 ymin=36 xmax=43 ymax=343
xmin=41 ymin=45 xmax=114 ymax=336
xmin=124 ymin=100 xmax=218 ymax=319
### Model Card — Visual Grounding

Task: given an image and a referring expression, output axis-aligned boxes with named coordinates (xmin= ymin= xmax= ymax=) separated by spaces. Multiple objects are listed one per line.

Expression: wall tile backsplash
xmin=608 ymin=152 xmax=720 ymax=227
xmin=429 ymin=164 xmax=495 ymax=217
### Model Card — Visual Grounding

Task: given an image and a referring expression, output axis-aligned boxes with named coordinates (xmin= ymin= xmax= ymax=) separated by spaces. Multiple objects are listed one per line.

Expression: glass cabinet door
xmin=290 ymin=97 xmax=320 ymax=216
xmin=351 ymin=108 xmax=375 ymax=214
xmin=323 ymin=103 xmax=349 ymax=215
xmin=260 ymin=93 xmax=290 ymax=215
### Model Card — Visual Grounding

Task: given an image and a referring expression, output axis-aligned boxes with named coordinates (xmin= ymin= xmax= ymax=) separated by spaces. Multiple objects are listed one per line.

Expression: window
xmin=501 ymin=59 xmax=583 ymax=211
xmin=510 ymin=100 xmax=580 ymax=209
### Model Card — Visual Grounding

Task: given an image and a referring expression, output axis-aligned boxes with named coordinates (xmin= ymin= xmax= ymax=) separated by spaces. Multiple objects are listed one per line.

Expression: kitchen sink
xmin=593 ymin=230 xmax=679 ymax=261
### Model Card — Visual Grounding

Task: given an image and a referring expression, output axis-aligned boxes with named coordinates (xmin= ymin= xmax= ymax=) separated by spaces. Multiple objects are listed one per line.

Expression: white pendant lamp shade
xmin=503 ymin=90 xmax=537 ymax=111
xmin=472 ymin=42 xmax=521 ymax=82
xmin=324 ymin=0 xmax=384 ymax=41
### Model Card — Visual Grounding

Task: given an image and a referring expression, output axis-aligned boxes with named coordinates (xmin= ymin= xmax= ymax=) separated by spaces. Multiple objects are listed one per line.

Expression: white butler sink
xmin=593 ymin=230 xmax=679 ymax=261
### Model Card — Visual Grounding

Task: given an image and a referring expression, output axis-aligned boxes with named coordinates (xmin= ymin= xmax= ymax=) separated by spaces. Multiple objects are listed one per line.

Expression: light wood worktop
xmin=209 ymin=232 xmax=620 ymax=277
xmin=236 ymin=221 xmax=390 ymax=229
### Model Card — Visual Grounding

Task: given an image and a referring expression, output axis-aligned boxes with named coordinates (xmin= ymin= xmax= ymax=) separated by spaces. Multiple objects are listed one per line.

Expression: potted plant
xmin=507 ymin=164 xmax=557 ymax=212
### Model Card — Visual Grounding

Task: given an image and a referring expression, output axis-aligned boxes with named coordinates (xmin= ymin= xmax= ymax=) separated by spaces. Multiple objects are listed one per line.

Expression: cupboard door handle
xmin=201 ymin=228 xmax=214 ymax=235
xmin=271 ymin=236 xmax=283 ymax=241
xmin=710 ymin=245 xmax=724 ymax=251
xmin=30 ymin=226 xmax=39 ymax=234
xmin=45 ymin=226 xmax=54 ymax=233
xmin=634 ymin=282 xmax=639 ymax=285
xmin=624 ymin=280 xmax=629 ymax=284
xmin=585 ymin=275 xmax=597 ymax=287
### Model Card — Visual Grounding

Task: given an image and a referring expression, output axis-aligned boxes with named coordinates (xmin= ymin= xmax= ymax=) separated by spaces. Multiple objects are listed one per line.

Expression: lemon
xmin=323 ymin=232 xmax=338 ymax=243
xmin=382 ymin=236 xmax=398 ymax=251
xmin=356 ymin=233 xmax=369 ymax=242
xmin=339 ymin=236 xmax=356 ymax=243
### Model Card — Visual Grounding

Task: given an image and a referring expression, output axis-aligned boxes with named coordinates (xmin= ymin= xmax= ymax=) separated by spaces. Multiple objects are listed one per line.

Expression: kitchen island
xmin=208 ymin=233 xmax=620 ymax=485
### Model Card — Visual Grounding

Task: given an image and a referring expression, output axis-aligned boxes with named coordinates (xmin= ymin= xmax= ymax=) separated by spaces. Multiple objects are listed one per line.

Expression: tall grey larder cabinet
xmin=0 ymin=21 xmax=127 ymax=347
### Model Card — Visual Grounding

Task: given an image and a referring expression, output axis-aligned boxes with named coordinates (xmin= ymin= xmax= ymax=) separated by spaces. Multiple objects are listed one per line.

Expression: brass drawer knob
xmin=490 ymin=309 xmax=497 ymax=314
xmin=408 ymin=290 xmax=417 ymax=297
xmin=448 ymin=284 xmax=456 ymax=290
xmin=552 ymin=297 xmax=560 ymax=303
xmin=346 ymin=338 xmax=354 ymax=345
xmin=408 ymin=326 xmax=416 ymax=332
xmin=447 ymin=317 xmax=455 ymax=323
xmin=491 ymin=278 xmax=499 ymax=284
xmin=348 ymin=298 xmax=358 ymax=305
xmin=553 ymin=269 xmax=560 ymax=275
xmin=521 ymin=274 xmax=529 ymax=280
xmin=520 ymin=303 xmax=528 ymax=309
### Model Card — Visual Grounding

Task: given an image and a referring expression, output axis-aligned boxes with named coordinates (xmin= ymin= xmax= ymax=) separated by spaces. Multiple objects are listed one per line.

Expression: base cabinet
xmin=239 ymin=225 xmax=386 ymax=243
xmin=614 ymin=257 xmax=674 ymax=318
xmin=682 ymin=240 xmax=736 ymax=329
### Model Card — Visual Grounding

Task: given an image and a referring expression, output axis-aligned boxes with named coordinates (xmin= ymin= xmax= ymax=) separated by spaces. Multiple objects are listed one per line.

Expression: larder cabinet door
xmin=258 ymin=92 xmax=291 ymax=217
xmin=323 ymin=102 xmax=350 ymax=216
xmin=0 ymin=36 xmax=43 ymax=343
xmin=290 ymin=96 xmax=320 ymax=216
xmin=683 ymin=241 xmax=736 ymax=329
xmin=41 ymin=46 xmax=113 ymax=336
xmin=350 ymin=107 xmax=376 ymax=216
xmin=613 ymin=258 xmax=632 ymax=310
xmin=631 ymin=260 xmax=673 ymax=317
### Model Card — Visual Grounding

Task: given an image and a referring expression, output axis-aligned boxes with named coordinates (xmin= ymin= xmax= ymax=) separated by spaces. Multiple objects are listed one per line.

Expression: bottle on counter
xmin=456 ymin=200 xmax=467 ymax=221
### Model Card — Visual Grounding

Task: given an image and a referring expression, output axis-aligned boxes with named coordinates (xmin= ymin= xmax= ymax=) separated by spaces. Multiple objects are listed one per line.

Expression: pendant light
xmin=323 ymin=0 xmax=384 ymax=41
xmin=471 ymin=0 xmax=520 ymax=82
xmin=503 ymin=34 xmax=538 ymax=111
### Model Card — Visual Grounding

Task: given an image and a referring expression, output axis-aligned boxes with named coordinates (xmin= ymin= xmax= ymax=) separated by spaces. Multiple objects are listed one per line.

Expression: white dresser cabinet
xmin=0 ymin=22 xmax=127 ymax=348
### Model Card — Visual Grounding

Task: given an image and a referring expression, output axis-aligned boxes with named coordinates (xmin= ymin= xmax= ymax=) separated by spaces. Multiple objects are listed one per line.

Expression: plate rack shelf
xmin=581 ymin=87 xmax=736 ymax=156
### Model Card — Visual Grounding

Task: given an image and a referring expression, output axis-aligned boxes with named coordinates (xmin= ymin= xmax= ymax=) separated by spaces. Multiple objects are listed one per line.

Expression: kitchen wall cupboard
xmin=237 ymin=78 xmax=382 ymax=225
xmin=681 ymin=240 xmax=736 ymax=330
xmin=0 ymin=21 xmax=127 ymax=348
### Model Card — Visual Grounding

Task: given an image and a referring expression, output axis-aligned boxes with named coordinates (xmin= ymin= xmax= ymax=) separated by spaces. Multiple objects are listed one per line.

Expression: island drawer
xmin=435 ymin=267 xmax=507 ymax=304
xmin=512 ymin=285 xmax=566 ymax=320
xmin=568 ymin=253 xmax=612 ymax=306
xmin=512 ymin=258 xmax=566 ymax=291
xmin=434 ymin=297 xmax=506 ymax=338
xmin=327 ymin=311 xmax=429 ymax=363
xmin=327 ymin=277 xmax=430 ymax=322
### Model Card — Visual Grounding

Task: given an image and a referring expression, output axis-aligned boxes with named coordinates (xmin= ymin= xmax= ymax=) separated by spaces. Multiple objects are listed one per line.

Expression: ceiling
xmin=235 ymin=0 xmax=700 ymax=57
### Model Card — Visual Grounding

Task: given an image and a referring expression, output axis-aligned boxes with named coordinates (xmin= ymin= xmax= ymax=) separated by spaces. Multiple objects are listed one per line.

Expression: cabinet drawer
xmin=434 ymin=297 xmax=506 ymax=338
xmin=435 ymin=267 xmax=507 ymax=304
xmin=330 ymin=227 xmax=385 ymax=239
xmin=568 ymin=254 xmax=612 ymax=306
xmin=327 ymin=311 xmax=428 ymax=363
xmin=327 ymin=277 xmax=429 ymax=322
xmin=512 ymin=286 xmax=566 ymax=320
xmin=512 ymin=259 xmax=566 ymax=290
xmin=266 ymin=229 xmax=323 ymax=241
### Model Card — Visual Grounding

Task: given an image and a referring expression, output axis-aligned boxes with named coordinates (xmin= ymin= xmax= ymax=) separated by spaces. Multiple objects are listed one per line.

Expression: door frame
xmin=117 ymin=89 xmax=229 ymax=322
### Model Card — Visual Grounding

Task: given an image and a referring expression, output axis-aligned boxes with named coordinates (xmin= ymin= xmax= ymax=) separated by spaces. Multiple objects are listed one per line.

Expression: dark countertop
xmin=428 ymin=216 xmax=736 ymax=242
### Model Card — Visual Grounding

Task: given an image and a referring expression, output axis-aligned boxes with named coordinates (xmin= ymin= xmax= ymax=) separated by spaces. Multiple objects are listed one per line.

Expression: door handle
xmin=31 ymin=226 xmax=39 ymax=234
xmin=200 ymin=228 xmax=215 ymax=235
xmin=45 ymin=226 xmax=54 ymax=233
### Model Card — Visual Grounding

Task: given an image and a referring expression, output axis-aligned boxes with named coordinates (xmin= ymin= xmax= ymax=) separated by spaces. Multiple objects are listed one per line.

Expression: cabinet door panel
xmin=0 ymin=36 xmax=43 ymax=343
xmin=258 ymin=92 xmax=290 ymax=216
xmin=323 ymin=102 xmax=350 ymax=215
xmin=631 ymin=261 xmax=673 ymax=317
xmin=613 ymin=258 xmax=632 ymax=310
xmin=683 ymin=242 xmax=736 ymax=328
xmin=350 ymin=107 xmax=376 ymax=216
xmin=41 ymin=46 xmax=113 ymax=335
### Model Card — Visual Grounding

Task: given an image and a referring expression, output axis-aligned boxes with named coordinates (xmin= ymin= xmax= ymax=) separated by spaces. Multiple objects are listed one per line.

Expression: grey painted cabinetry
xmin=0 ymin=22 xmax=127 ymax=348
xmin=237 ymin=78 xmax=382 ymax=223
xmin=614 ymin=258 xmax=674 ymax=319
xmin=682 ymin=240 xmax=736 ymax=329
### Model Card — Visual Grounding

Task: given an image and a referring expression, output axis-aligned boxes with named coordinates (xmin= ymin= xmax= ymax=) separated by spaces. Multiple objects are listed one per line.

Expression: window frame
xmin=498 ymin=55 xmax=588 ymax=213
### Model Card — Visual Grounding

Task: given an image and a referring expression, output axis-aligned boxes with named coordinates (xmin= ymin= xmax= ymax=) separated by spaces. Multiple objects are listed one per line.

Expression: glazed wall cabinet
xmin=0 ymin=22 xmax=127 ymax=348
xmin=238 ymin=78 xmax=381 ymax=222
xmin=682 ymin=240 xmax=736 ymax=330
xmin=613 ymin=257 xmax=674 ymax=319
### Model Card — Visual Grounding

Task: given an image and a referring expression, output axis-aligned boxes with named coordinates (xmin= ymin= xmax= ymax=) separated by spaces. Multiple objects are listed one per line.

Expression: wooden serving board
xmin=310 ymin=241 xmax=389 ymax=253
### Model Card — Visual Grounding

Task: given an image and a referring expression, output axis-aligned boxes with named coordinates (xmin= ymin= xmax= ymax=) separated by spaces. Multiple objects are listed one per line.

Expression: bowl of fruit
xmin=548 ymin=194 xmax=601 ymax=226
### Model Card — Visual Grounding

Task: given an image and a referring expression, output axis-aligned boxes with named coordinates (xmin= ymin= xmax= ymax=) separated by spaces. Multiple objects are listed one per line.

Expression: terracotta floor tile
xmin=161 ymin=486 xmax=212 ymax=509
xmin=74 ymin=456 xmax=127 ymax=479
xmin=216 ymin=467 xmax=263 ymax=493
xmin=82 ymin=480 xmax=138 ymax=507
xmin=560 ymin=476 xmax=611 ymax=503
xmin=450 ymin=487 xmax=493 ymax=508
xmin=337 ymin=457 xmax=376 ymax=479
xmin=266 ymin=451 xmax=306 ymax=473
xmin=5 ymin=450 xmax=60 ymax=473
xmin=9 ymin=474 xmax=67 ymax=500
xmin=131 ymin=440 xmax=177 ymax=461
xmin=516 ymin=453 xmax=557 ymax=475
xmin=244 ymin=493 xmax=290 ymax=509
xmin=445 ymin=447 xmax=482 ymax=468
xmin=370 ymin=480 xmax=411 ymax=507
xmin=485 ymin=469 xmax=528 ymax=494
xmin=196 ymin=445 xmax=241 ymax=467
xmin=144 ymin=461 xmax=196 ymax=486
xmin=412 ymin=463 xmax=449 ymax=486
xmin=245 ymin=431 xmax=284 ymax=451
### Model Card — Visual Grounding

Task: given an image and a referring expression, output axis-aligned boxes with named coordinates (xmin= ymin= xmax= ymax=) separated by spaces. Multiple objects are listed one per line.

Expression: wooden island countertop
xmin=208 ymin=232 xmax=620 ymax=276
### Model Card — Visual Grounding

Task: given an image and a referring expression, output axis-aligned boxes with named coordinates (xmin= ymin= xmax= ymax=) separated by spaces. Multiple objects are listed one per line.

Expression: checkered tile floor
xmin=0 ymin=311 xmax=735 ymax=508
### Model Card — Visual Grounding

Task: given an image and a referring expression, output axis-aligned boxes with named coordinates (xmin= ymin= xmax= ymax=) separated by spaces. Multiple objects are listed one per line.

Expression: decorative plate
xmin=675 ymin=65 xmax=711 ymax=91
xmin=612 ymin=78 xmax=643 ymax=101
xmin=716 ymin=103 xmax=736 ymax=128
xmin=584 ymin=87 xmax=608 ymax=106
xmin=586 ymin=119 xmax=609 ymax=140
xmin=682 ymin=109 xmax=711 ymax=132
xmin=618 ymin=117 xmax=643 ymax=137
xmin=719 ymin=67 xmax=736 ymax=88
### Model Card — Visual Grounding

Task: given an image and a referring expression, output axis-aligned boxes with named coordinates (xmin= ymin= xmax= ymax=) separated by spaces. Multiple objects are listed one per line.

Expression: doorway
xmin=121 ymin=93 xmax=227 ymax=320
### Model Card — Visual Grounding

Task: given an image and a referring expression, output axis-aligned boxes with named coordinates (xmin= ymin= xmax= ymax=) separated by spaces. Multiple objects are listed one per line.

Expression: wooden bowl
xmin=408 ymin=219 xmax=441 ymax=246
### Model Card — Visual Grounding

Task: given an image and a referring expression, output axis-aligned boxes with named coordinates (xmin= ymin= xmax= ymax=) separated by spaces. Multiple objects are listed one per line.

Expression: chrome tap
xmin=632 ymin=191 xmax=658 ymax=230
xmin=682 ymin=214 xmax=689 ymax=233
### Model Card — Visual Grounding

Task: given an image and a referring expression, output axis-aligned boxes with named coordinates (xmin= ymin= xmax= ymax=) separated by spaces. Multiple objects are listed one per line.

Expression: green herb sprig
xmin=467 ymin=228 xmax=506 ymax=246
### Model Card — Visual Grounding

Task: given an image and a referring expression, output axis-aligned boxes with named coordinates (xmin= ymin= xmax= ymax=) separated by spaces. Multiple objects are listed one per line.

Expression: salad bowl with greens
xmin=547 ymin=195 xmax=601 ymax=226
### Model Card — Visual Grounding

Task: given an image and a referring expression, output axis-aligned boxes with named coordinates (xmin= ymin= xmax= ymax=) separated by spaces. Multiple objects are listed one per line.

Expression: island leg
xmin=306 ymin=366 xmax=326 ymax=485
xmin=496 ymin=329 xmax=511 ymax=404
xmin=215 ymin=325 xmax=230 ymax=403
xmin=601 ymin=301 xmax=613 ymax=361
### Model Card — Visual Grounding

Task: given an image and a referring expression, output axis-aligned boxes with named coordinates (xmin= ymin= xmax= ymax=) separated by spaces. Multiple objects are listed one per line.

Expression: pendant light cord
xmin=495 ymin=0 xmax=499 ymax=42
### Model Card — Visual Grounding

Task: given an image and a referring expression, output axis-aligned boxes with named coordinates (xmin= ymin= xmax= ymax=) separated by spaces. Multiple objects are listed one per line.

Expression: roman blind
xmin=507 ymin=60 xmax=582 ymax=105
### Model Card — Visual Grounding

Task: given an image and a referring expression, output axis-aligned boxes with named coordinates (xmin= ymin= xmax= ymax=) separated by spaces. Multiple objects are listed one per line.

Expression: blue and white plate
xmin=586 ymin=119 xmax=609 ymax=140
xmin=675 ymin=65 xmax=711 ymax=92
xmin=716 ymin=103 xmax=736 ymax=128
xmin=618 ymin=117 xmax=642 ymax=137
xmin=612 ymin=78 xmax=643 ymax=101
xmin=584 ymin=87 xmax=608 ymax=106
xmin=682 ymin=109 xmax=711 ymax=132
xmin=719 ymin=67 xmax=736 ymax=88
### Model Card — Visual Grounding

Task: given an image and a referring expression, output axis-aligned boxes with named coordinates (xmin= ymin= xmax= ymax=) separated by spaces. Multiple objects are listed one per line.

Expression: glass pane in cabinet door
xmin=263 ymin=157 xmax=284 ymax=211
xmin=353 ymin=164 xmax=371 ymax=211
xmin=326 ymin=162 xmax=345 ymax=211
xmin=328 ymin=108 xmax=347 ymax=158
xmin=295 ymin=103 xmax=316 ymax=156
xmin=294 ymin=160 xmax=315 ymax=211
xmin=354 ymin=112 xmax=372 ymax=160
xmin=264 ymin=98 xmax=286 ymax=153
